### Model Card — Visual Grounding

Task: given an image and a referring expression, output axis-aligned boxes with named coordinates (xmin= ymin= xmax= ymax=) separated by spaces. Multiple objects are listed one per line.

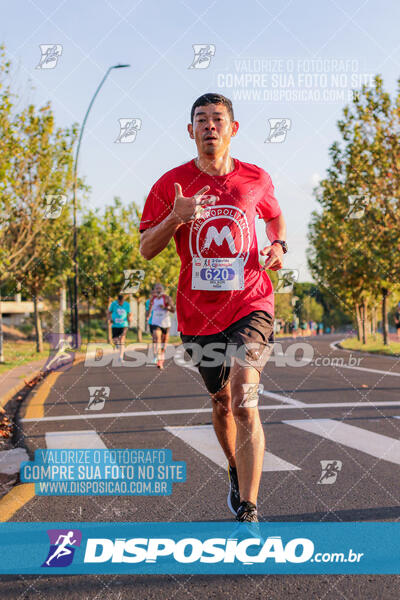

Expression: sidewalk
xmin=0 ymin=358 xmax=48 ymax=411
xmin=0 ymin=358 xmax=50 ymax=503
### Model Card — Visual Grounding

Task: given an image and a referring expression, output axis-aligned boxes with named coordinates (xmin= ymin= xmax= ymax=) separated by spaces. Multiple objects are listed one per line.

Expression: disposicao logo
xmin=83 ymin=535 xmax=314 ymax=564
xmin=42 ymin=529 xmax=82 ymax=567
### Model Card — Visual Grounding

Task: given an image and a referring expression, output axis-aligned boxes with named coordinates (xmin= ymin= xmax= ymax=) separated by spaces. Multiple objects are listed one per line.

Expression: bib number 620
xmin=200 ymin=267 xmax=234 ymax=282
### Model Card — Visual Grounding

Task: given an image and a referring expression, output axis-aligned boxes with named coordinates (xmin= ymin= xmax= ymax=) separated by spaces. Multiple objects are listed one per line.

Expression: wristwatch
xmin=272 ymin=240 xmax=288 ymax=254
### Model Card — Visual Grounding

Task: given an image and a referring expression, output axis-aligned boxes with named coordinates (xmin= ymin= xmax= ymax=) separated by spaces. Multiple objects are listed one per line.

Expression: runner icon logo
xmin=44 ymin=194 xmax=67 ymax=219
xmin=115 ymin=119 xmax=142 ymax=144
xmin=188 ymin=44 xmax=216 ymax=69
xmin=36 ymin=44 xmax=63 ymax=69
xmin=240 ymin=383 xmax=264 ymax=408
xmin=121 ymin=269 xmax=145 ymax=293
xmin=265 ymin=118 xmax=291 ymax=143
xmin=86 ymin=386 xmax=110 ymax=411
xmin=275 ymin=269 xmax=299 ymax=293
xmin=43 ymin=333 xmax=80 ymax=372
xmin=317 ymin=460 xmax=342 ymax=484
xmin=42 ymin=529 xmax=82 ymax=567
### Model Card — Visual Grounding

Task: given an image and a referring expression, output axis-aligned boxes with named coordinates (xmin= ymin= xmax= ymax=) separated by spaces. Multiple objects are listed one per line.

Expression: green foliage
xmin=78 ymin=197 xmax=181 ymax=313
xmin=308 ymin=75 xmax=400 ymax=333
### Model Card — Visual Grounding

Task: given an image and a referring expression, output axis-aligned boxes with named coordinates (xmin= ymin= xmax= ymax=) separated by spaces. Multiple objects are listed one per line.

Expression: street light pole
xmin=72 ymin=63 xmax=130 ymax=335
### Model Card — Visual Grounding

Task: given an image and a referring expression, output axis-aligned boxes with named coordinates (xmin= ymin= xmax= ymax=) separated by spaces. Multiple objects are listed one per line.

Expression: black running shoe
xmin=236 ymin=500 xmax=258 ymax=522
xmin=227 ymin=465 xmax=241 ymax=515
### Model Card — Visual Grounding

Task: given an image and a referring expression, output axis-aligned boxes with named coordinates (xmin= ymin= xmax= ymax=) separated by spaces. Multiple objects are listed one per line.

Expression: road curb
xmin=333 ymin=339 xmax=400 ymax=360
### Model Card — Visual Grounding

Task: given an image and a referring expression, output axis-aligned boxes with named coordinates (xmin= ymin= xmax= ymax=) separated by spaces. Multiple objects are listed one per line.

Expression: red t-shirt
xmin=140 ymin=158 xmax=281 ymax=335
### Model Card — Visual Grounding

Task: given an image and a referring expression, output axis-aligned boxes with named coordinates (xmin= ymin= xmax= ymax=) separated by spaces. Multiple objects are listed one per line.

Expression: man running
xmin=147 ymin=283 xmax=175 ymax=369
xmin=108 ymin=294 xmax=132 ymax=362
xmin=139 ymin=93 xmax=286 ymax=522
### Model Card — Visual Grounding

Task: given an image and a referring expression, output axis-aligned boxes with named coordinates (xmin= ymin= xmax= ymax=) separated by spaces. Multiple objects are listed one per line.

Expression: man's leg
xmin=161 ymin=330 xmax=169 ymax=352
xmin=159 ymin=330 xmax=170 ymax=367
xmin=152 ymin=328 xmax=161 ymax=361
xmin=229 ymin=362 xmax=264 ymax=506
xmin=119 ymin=328 xmax=128 ymax=359
xmin=211 ymin=380 xmax=236 ymax=468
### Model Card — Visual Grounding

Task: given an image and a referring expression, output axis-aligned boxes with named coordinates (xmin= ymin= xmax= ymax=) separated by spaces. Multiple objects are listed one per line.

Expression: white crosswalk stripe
xmin=165 ymin=424 xmax=300 ymax=472
xmin=283 ymin=418 xmax=400 ymax=465
xmin=45 ymin=430 xmax=107 ymax=449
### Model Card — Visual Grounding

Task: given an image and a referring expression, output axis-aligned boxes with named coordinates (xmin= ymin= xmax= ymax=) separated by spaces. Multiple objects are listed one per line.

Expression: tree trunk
xmin=136 ymin=298 xmax=142 ymax=342
xmin=371 ymin=305 xmax=377 ymax=337
xmin=68 ymin=277 xmax=74 ymax=334
xmin=58 ymin=285 xmax=66 ymax=334
xmin=87 ymin=299 xmax=91 ymax=344
xmin=33 ymin=294 xmax=43 ymax=353
xmin=107 ymin=296 xmax=112 ymax=343
xmin=355 ymin=303 xmax=362 ymax=341
xmin=361 ymin=299 xmax=367 ymax=345
xmin=382 ymin=289 xmax=389 ymax=346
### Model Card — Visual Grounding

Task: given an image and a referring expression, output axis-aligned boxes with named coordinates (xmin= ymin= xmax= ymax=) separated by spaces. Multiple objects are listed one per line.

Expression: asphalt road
xmin=1 ymin=334 xmax=400 ymax=599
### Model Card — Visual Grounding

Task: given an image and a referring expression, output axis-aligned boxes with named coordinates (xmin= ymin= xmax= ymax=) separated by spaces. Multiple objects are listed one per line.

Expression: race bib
xmin=191 ymin=257 xmax=244 ymax=291
xmin=153 ymin=310 xmax=165 ymax=319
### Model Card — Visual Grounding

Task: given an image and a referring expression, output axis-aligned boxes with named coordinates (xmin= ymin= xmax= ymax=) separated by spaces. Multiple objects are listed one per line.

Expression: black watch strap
xmin=272 ymin=239 xmax=288 ymax=254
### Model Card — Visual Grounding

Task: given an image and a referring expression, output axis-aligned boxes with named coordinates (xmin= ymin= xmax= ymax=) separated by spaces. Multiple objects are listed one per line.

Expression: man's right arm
xmin=139 ymin=211 xmax=182 ymax=260
xmin=139 ymin=182 xmax=214 ymax=260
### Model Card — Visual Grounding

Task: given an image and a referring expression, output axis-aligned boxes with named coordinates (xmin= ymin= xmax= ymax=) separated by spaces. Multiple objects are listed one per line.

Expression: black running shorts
xmin=150 ymin=324 xmax=169 ymax=335
xmin=111 ymin=326 xmax=126 ymax=339
xmin=180 ymin=310 xmax=274 ymax=395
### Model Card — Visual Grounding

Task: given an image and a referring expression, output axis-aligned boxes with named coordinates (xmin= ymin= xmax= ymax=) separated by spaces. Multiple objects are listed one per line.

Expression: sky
xmin=2 ymin=0 xmax=400 ymax=281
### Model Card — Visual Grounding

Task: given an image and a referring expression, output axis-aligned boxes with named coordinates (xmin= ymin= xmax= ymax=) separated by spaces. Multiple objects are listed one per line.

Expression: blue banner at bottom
xmin=0 ymin=522 xmax=399 ymax=574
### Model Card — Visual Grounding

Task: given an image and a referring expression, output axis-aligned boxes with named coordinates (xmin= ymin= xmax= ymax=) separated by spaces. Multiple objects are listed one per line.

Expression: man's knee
xmin=230 ymin=379 xmax=261 ymax=422
xmin=211 ymin=385 xmax=232 ymax=418
xmin=232 ymin=403 xmax=259 ymax=426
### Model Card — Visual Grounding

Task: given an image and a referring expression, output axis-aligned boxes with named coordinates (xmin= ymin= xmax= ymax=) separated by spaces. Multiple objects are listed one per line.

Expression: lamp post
xmin=71 ymin=63 xmax=130 ymax=335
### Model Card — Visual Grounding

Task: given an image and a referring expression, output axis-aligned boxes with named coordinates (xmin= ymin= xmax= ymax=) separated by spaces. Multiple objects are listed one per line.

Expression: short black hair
xmin=118 ymin=294 xmax=124 ymax=301
xmin=190 ymin=93 xmax=234 ymax=124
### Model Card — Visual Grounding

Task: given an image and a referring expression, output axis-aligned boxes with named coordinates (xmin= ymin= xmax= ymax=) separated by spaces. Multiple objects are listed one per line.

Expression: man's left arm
xmin=260 ymin=213 xmax=287 ymax=271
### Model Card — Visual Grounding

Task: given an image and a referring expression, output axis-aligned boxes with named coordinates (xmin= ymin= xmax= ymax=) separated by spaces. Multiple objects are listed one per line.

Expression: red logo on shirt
xmin=189 ymin=205 xmax=250 ymax=264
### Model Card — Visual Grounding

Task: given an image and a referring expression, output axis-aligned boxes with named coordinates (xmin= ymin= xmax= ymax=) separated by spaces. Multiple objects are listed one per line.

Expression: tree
xmin=308 ymin=75 xmax=400 ymax=344
xmin=78 ymin=197 xmax=181 ymax=341
xmin=0 ymin=45 xmax=77 ymax=357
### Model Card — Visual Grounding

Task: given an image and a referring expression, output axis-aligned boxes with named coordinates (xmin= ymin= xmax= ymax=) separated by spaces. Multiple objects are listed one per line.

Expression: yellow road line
xmin=0 ymin=483 xmax=35 ymax=522
xmin=23 ymin=371 xmax=62 ymax=419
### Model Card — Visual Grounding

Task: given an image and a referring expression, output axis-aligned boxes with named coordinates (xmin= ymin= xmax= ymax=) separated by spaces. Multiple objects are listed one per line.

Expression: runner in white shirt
xmin=147 ymin=283 xmax=175 ymax=369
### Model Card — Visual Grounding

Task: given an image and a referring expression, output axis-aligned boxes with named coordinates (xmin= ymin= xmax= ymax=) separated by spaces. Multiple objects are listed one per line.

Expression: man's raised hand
xmin=172 ymin=183 xmax=218 ymax=224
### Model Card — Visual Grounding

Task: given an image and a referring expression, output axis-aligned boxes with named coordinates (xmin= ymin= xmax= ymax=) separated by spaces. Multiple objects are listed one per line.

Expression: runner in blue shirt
xmin=107 ymin=294 xmax=132 ymax=362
